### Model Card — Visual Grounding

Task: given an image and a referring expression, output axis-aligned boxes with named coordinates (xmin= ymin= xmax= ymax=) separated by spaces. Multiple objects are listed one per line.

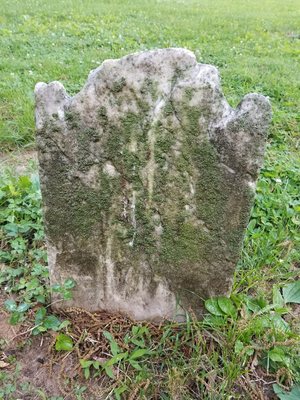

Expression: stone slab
xmin=35 ymin=48 xmax=271 ymax=321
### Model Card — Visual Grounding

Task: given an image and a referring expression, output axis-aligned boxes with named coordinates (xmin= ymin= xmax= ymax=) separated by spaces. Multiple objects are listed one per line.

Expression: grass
xmin=0 ymin=0 xmax=299 ymax=148
xmin=0 ymin=0 xmax=300 ymax=398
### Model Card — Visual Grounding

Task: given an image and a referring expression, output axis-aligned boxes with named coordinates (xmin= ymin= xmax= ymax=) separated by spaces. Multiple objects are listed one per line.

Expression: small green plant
xmin=0 ymin=171 xmax=76 ymax=333
xmin=273 ymin=384 xmax=300 ymax=400
xmin=204 ymin=287 xmax=300 ymax=386
xmin=31 ymin=306 xmax=61 ymax=335
xmin=55 ymin=333 xmax=74 ymax=351
xmin=51 ymin=277 xmax=77 ymax=301
xmin=79 ymin=329 xmax=153 ymax=381
xmin=0 ymin=362 xmax=21 ymax=399
xmin=0 ymin=172 xmax=46 ymax=315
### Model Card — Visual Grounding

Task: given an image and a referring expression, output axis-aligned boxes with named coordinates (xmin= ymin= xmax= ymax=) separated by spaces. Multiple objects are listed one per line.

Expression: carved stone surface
xmin=35 ymin=48 xmax=271 ymax=321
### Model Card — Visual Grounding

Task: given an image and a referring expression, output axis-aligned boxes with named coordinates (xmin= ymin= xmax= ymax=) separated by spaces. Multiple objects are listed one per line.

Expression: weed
xmin=0 ymin=170 xmax=74 ymax=330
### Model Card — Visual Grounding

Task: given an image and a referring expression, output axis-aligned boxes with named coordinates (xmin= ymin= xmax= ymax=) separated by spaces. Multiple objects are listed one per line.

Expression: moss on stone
xmin=111 ymin=77 xmax=126 ymax=93
xmin=64 ymin=110 xmax=80 ymax=129
xmin=83 ymin=127 xmax=99 ymax=142
xmin=184 ymin=87 xmax=196 ymax=101
xmin=140 ymin=78 xmax=158 ymax=99
xmin=97 ymin=106 xmax=108 ymax=124
xmin=44 ymin=95 xmax=239 ymax=268
xmin=38 ymin=65 xmax=263 ymax=318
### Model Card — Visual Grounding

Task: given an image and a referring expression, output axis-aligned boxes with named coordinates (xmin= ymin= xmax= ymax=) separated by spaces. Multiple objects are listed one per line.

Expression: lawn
xmin=0 ymin=0 xmax=300 ymax=399
xmin=0 ymin=0 xmax=299 ymax=149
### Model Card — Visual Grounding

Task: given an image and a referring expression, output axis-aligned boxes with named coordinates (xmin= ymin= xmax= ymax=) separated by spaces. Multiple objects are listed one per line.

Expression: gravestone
xmin=35 ymin=48 xmax=271 ymax=321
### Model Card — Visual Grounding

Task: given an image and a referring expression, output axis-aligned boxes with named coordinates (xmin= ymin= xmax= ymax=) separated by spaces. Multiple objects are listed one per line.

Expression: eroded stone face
xmin=35 ymin=48 xmax=271 ymax=321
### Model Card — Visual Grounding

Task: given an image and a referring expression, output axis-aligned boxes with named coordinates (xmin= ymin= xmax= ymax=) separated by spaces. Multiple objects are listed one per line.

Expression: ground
xmin=0 ymin=0 xmax=300 ymax=399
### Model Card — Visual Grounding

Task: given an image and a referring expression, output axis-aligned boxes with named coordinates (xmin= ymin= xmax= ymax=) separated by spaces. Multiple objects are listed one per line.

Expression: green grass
xmin=0 ymin=0 xmax=300 ymax=398
xmin=0 ymin=0 xmax=299 ymax=149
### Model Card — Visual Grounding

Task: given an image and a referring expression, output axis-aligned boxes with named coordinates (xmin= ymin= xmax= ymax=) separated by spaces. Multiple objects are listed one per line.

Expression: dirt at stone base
xmin=2 ymin=336 xmax=62 ymax=399
xmin=0 ymin=293 xmax=62 ymax=399
xmin=0 ymin=303 xmax=121 ymax=399
xmin=0 ymin=149 xmax=38 ymax=175
xmin=1 ymin=301 xmax=289 ymax=400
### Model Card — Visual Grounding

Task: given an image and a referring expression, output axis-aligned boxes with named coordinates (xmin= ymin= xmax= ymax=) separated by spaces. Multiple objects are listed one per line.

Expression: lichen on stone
xmin=35 ymin=48 xmax=271 ymax=321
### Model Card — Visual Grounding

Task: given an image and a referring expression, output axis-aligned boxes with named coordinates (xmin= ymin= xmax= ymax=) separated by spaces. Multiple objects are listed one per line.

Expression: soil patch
xmin=0 ymin=149 xmax=38 ymax=175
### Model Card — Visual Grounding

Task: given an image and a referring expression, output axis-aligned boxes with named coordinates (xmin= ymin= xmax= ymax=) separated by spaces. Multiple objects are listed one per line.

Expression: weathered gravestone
xmin=35 ymin=48 xmax=271 ymax=321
